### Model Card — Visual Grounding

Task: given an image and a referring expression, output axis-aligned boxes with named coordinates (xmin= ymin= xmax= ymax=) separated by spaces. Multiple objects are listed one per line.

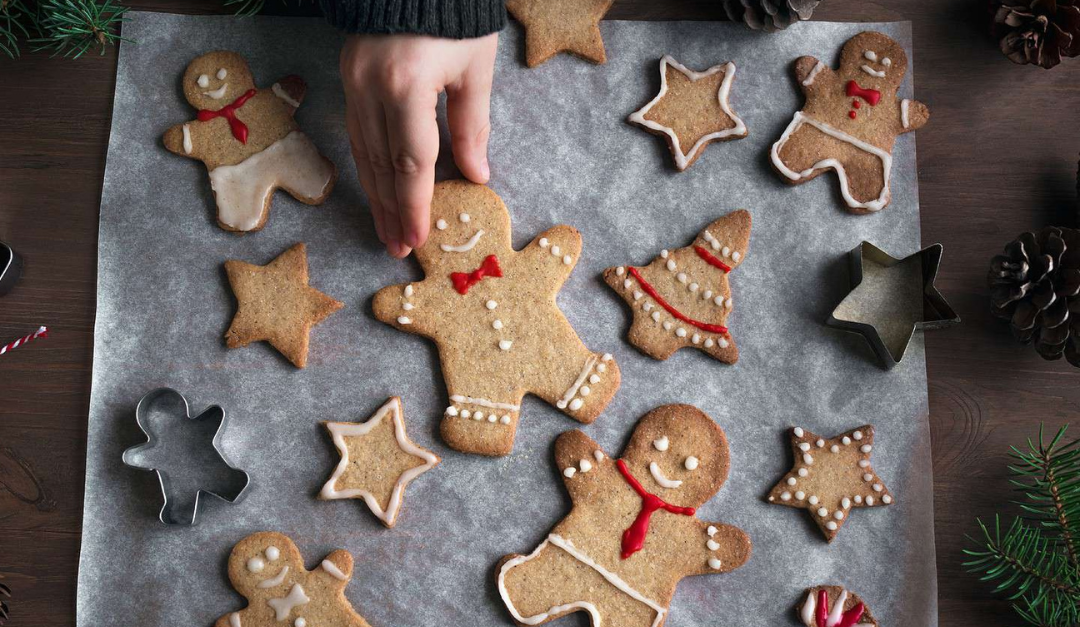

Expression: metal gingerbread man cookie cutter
xmin=122 ymin=388 xmax=250 ymax=524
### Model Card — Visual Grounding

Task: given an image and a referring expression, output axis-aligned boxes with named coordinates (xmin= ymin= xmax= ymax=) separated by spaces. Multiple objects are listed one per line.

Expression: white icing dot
xmin=691 ymin=333 xmax=701 ymax=344
xmin=556 ymin=399 xmax=568 ymax=409
xmin=793 ymin=427 xmax=804 ymax=437
xmin=579 ymin=459 xmax=592 ymax=472
xmin=563 ymin=255 xmax=572 ymax=265
xmin=685 ymin=456 xmax=699 ymax=470
xmin=803 ymin=453 xmax=813 ymax=464
xmin=808 ymin=495 xmax=819 ymax=505
xmin=294 ymin=619 xmax=306 ymax=627
xmin=826 ymin=521 xmax=838 ymax=531
xmin=798 ymin=442 xmax=811 ymax=452
xmin=488 ymin=414 xmax=497 ymax=423
xmin=552 ymin=245 xmax=561 ymax=256
xmin=624 ymin=279 xmax=632 ymax=289
xmin=595 ymin=450 xmax=605 ymax=462
xmin=815 ymin=439 xmax=825 ymax=448
xmin=653 ymin=437 xmax=669 ymax=451
xmin=436 ymin=219 xmax=448 ymax=230
xmin=718 ymin=337 xmax=729 ymax=348
xmin=859 ymin=459 xmax=870 ymax=468
xmin=786 ymin=477 xmax=796 ymax=486
xmin=795 ymin=491 xmax=805 ymax=500
xmin=402 ymin=302 xmax=414 ymax=311
xmin=247 ymin=557 xmax=265 ymax=573
xmin=854 ymin=495 xmax=863 ymax=504
xmin=633 ymin=291 xmax=643 ymax=300
xmin=569 ymin=398 xmax=583 ymax=411
xmin=663 ymin=321 xmax=673 ymax=330
xmin=853 ymin=431 xmax=864 ymax=440
xmin=817 ymin=508 xmax=828 ymax=517
xmin=616 ymin=266 xmax=625 ymax=275
xmin=863 ymin=473 xmax=873 ymax=482
xmin=711 ymin=240 xmax=720 ymax=251
xmin=217 ymin=68 xmax=228 ymax=80
xmin=714 ymin=296 xmax=724 ymax=306
xmin=781 ymin=492 xmax=792 ymax=501
xmin=689 ymin=283 xmax=698 ymax=292
xmin=707 ymin=526 xmax=718 ymax=536
xmin=666 ymin=260 xmax=676 ymax=271
xmin=722 ymin=246 xmax=730 ymax=257
xmin=724 ymin=298 xmax=733 ymax=309
xmin=797 ymin=468 xmax=808 ymax=477
xmin=461 ymin=409 xmax=471 ymax=419
xmin=397 ymin=316 xmax=412 ymax=325
xmin=589 ymin=374 xmax=600 ymax=384
xmin=652 ymin=311 xmax=662 ymax=322
xmin=580 ymin=386 xmax=591 ymax=396
xmin=563 ymin=467 xmax=576 ymax=478
xmin=704 ymin=338 xmax=715 ymax=348
xmin=404 ymin=285 xmax=414 ymax=297
xmin=861 ymin=444 xmax=873 ymax=453
xmin=660 ymin=249 xmax=669 ymax=258
xmin=676 ymin=327 xmax=687 ymax=338
xmin=445 ymin=406 xmax=458 ymax=417
xmin=708 ymin=558 xmax=723 ymax=570
xmin=459 ymin=213 xmax=470 ymax=223
xmin=492 ymin=319 xmax=503 ymax=330
xmin=642 ymin=302 xmax=652 ymax=311
xmin=197 ymin=74 xmax=209 ymax=87
xmin=499 ymin=340 xmax=513 ymax=351
xmin=830 ymin=444 xmax=840 ymax=453
xmin=866 ymin=496 xmax=875 ymax=506
xmin=701 ymin=291 xmax=712 ymax=301
xmin=706 ymin=539 xmax=720 ymax=551
xmin=486 ymin=300 xmax=498 ymax=310
xmin=732 ymin=251 xmax=741 ymax=262
xmin=539 ymin=238 xmax=550 ymax=248
xmin=833 ymin=510 xmax=844 ymax=520
xmin=676 ymin=272 xmax=688 ymax=284
xmin=873 ymin=484 xmax=883 ymax=492
xmin=265 ymin=546 xmax=280 ymax=560
xmin=842 ymin=497 xmax=851 ymax=508
xmin=500 ymin=415 xmax=511 ymax=424
xmin=882 ymin=494 xmax=893 ymax=504
xmin=473 ymin=411 xmax=484 ymax=421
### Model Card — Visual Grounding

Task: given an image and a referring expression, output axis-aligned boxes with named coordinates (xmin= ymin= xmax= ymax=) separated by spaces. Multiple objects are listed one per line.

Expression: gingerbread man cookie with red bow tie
xmin=497 ymin=404 xmax=751 ymax=627
xmin=372 ymin=181 xmax=621 ymax=457
xmin=162 ymin=51 xmax=337 ymax=232
xmin=770 ymin=31 xmax=929 ymax=214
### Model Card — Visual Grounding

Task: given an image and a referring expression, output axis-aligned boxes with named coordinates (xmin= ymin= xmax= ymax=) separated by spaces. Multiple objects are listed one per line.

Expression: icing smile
xmin=860 ymin=65 xmax=885 ymax=78
xmin=440 ymin=229 xmax=485 ymax=253
xmin=257 ymin=565 xmax=289 ymax=589
xmin=204 ymin=83 xmax=229 ymax=99
xmin=649 ymin=462 xmax=682 ymax=489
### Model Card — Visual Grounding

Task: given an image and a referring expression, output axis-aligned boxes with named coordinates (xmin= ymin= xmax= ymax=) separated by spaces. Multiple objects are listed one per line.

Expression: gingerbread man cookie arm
xmin=681 ymin=521 xmax=752 ymax=577
xmin=521 ymin=225 xmax=584 ymax=291
xmin=372 ymin=281 xmax=435 ymax=338
xmin=554 ymin=429 xmax=611 ymax=501
xmin=162 ymin=121 xmax=203 ymax=159
xmin=794 ymin=56 xmax=836 ymax=94
xmin=897 ymin=98 xmax=929 ymax=134
xmin=271 ymin=75 xmax=307 ymax=111
xmin=316 ymin=549 xmax=354 ymax=589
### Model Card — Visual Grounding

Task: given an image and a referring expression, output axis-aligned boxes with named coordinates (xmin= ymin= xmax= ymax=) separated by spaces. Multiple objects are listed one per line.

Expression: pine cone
xmin=723 ymin=0 xmax=822 ymax=32
xmin=991 ymin=0 xmax=1080 ymax=69
xmin=989 ymin=227 xmax=1080 ymax=365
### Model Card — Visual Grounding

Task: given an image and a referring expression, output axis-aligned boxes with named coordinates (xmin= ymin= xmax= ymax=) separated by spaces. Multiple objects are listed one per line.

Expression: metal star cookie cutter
xmin=122 ymin=388 xmax=250 ymax=524
xmin=826 ymin=241 xmax=959 ymax=369
xmin=0 ymin=241 xmax=23 ymax=296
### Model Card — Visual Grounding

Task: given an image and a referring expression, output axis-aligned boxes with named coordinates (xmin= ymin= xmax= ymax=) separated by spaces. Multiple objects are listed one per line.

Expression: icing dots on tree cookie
xmin=769 ymin=32 xmax=929 ymax=213
xmin=162 ymin=50 xmax=337 ymax=232
xmin=319 ymin=397 xmax=439 ymax=528
xmin=214 ymin=531 xmax=372 ymax=627
xmin=506 ymin=0 xmax=614 ymax=68
xmin=628 ymin=56 xmax=748 ymax=171
xmin=497 ymin=404 xmax=751 ymax=627
xmin=373 ymin=181 xmax=621 ymax=457
xmin=603 ymin=210 xmax=750 ymax=363
xmin=797 ymin=586 xmax=878 ymax=627
xmin=766 ymin=425 xmax=893 ymax=542
xmin=224 ymin=243 xmax=343 ymax=369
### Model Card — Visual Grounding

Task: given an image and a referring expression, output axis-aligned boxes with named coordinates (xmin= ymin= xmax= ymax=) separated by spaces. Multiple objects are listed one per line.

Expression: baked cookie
xmin=769 ymin=31 xmax=929 ymax=213
xmin=603 ymin=210 xmax=750 ymax=363
xmin=506 ymin=0 xmax=613 ymax=67
xmin=214 ymin=531 xmax=371 ymax=627
xmin=373 ymin=181 xmax=621 ymax=457
xmin=497 ymin=404 xmax=751 ymax=627
xmin=319 ymin=397 xmax=439 ymax=528
xmin=797 ymin=586 xmax=878 ymax=627
xmin=766 ymin=425 xmax=893 ymax=541
xmin=224 ymin=243 xmax=343 ymax=369
xmin=628 ymin=56 xmax=748 ymax=171
xmin=162 ymin=50 xmax=337 ymax=232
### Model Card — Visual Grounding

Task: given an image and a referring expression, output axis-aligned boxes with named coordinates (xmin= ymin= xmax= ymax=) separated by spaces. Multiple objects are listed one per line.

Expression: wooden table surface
xmin=1 ymin=0 xmax=1078 ymax=624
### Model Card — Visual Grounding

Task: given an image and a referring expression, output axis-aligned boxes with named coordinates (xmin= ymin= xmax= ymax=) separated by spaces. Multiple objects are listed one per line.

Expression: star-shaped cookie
xmin=628 ymin=56 xmax=748 ymax=171
xmin=319 ymin=397 xmax=439 ymax=528
xmin=506 ymin=0 xmax=614 ymax=68
xmin=766 ymin=425 xmax=892 ymax=541
xmin=224 ymin=243 xmax=343 ymax=369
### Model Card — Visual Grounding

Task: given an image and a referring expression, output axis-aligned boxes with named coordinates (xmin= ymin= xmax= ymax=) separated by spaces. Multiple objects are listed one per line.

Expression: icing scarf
xmin=616 ymin=459 xmax=695 ymax=559
xmin=198 ymin=88 xmax=257 ymax=144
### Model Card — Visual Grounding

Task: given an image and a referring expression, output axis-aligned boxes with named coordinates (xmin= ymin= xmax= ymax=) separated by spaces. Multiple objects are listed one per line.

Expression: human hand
xmin=340 ymin=33 xmax=498 ymax=258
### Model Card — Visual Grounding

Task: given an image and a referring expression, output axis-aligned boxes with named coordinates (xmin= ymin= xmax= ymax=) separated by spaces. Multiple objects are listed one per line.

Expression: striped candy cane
xmin=0 ymin=326 xmax=48 ymax=356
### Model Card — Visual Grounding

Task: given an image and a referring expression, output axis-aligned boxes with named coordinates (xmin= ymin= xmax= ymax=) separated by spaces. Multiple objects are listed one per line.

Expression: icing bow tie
xmin=198 ymin=88 xmax=257 ymax=144
xmin=450 ymin=255 xmax=502 ymax=295
xmin=616 ymin=459 xmax=696 ymax=559
xmin=845 ymin=80 xmax=881 ymax=106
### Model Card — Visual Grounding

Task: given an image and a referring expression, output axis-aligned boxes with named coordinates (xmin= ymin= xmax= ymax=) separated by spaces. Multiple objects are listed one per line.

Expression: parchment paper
xmin=80 ymin=12 xmax=936 ymax=627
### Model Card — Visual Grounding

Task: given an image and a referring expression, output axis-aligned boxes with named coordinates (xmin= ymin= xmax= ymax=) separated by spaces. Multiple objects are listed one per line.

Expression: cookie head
xmin=182 ymin=51 xmax=255 ymax=110
xmin=621 ymin=404 xmax=730 ymax=509
xmin=227 ymin=531 xmax=304 ymax=598
xmin=416 ymin=181 xmax=512 ymax=270
xmin=839 ymin=32 xmax=907 ymax=92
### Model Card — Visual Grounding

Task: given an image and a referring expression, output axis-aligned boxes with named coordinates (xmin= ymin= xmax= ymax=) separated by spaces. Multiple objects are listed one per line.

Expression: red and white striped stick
xmin=0 ymin=326 xmax=48 ymax=356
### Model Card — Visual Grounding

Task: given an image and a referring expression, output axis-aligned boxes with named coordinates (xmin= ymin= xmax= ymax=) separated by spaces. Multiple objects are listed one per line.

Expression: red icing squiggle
xmin=845 ymin=80 xmax=881 ymax=106
xmin=615 ymin=459 xmax=695 ymax=559
xmin=627 ymin=267 xmax=728 ymax=335
xmin=814 ymin=589 xmax=866 ymax=627
xmin=693 ymin=246 xmax=732 ymax=273
xmin=197 ymin=89 xmax=257 ymax=144
xmin=450 ymin=255 xmax=502 ymax=295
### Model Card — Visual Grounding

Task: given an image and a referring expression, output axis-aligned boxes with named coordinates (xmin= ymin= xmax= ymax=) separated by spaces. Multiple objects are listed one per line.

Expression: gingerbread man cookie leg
xmin=440 ymin=383 xmax=526 ymax=457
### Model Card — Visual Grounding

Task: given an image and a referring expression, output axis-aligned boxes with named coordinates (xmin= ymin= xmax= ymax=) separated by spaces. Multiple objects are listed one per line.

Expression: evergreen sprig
xmin=965 ymin=425 xmax=1080 ymax=627
xmin=0 ymin=0 xmax=33 ymax=57
xmin=30 ymin=0 xmax=129 ymax=58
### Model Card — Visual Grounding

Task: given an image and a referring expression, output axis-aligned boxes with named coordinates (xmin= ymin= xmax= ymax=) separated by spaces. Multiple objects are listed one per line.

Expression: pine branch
xmin=1009 ymin=424 xmax=1080 ymax=569
xmin=224 ymin=0 xmax=266 ymax=17
xmin=29 ymin=0 xmax=130 ymax=59
xmin=0 ymin=0 xmax=33 ymax=58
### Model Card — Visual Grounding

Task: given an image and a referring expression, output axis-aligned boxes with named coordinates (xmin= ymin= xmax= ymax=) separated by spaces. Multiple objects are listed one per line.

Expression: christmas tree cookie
xmin=162 ymin=50 xmax=337 ymax=232
xmin=497 ymin=404 xmax=751 ymax=627
xmin=603 ymin=210 xmax=750 ymax=363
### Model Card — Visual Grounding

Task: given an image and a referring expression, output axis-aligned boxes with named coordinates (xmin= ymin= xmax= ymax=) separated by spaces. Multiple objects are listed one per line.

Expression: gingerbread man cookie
xmin=373 ymin=181 xmax=621 ymax=457
xmin=797 ymin=586 xmax=878 ymax=627
xmin=769 ymin=32 xmax=929 ymax=213
xmin=603 ymin=210 xmax=750 ymax=363
xmin=497 ymin=404 xmax=751 ymax=627
xmin=162 ymin=51 xmax=337 ymax=232
xmin=214 ymin=531 xmax=371 ymax=627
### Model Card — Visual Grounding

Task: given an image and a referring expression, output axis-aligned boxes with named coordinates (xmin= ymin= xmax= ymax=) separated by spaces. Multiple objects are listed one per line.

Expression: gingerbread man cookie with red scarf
xmin=797 ymin=586 xmax=879 ymax=627
xmin=372 ymin=181 xmax=621 ymax=457
xmin=770 ymin=32 xmax=929 ymax=214
xmin=162 ymin=51 xmax=337 ymax=232
xmin=497 ymin=404 xmax=751 ymax=627
xmin=214 ymin=531 xmax=371 ymax=627
xmin=604 ymin=210 xmax=750 ymax=363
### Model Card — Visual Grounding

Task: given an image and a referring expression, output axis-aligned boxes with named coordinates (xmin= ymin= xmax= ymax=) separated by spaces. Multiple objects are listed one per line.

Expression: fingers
xmin=358 ymin=97 xmax=411 ymax=258
xmin=345 ymin=95 xmax=386 ymax=245
xmin=447 ymin=47 xmax=495 ymax=184
xmin=384 ymin=89 xmax=440 ymax=252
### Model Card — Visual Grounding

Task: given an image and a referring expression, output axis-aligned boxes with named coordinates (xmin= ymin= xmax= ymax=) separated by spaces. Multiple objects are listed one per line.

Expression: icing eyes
xmin=217 ymin=68 xmax=228 ymax=80
xmin=864 ymin=50 xmax=877 ymax=62
xmin=436 ymin=219 xmax=448 ymax=230
xmin=246 ymin=545 xmax=280 ymax=572
xmin=882 ymin=57 xmax=892 ymax=67
xmin=459 ymin=213 xmax=470 ymax=223
xmin=265 ymin=545 xmax=280 ymax=560
xmin=197 ymin=74 xmax=210 ymax=88
xmin=653 ymin=436 xmax=669 ymax=452
xmin=684 ymin=456 xmax=699 ymax=471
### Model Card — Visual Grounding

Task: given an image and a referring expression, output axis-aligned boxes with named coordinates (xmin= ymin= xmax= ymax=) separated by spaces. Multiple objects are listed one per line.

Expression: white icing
xmin=666 ymin=259 xmax=676 ymax=271
xmin=830 ymin=444 xmax=840 ymax=453
xmin=321 ymin=559 xmax=348 ymax=581
xmin=563 ymin=467 xmax=576 ymax=478
xmin=267 ymin=583 xmax=309 ymax=621
xmin=793 ymin=427 xmax=804 ymax=437
xmin=402 ymin=303 xmax=414 ymax=311
xmin=500 ymin=415 xmax=511 ymax=424
xmin=786 ymin=477 xmax=796 ymax=486
xmin=798 ymin=442 xmax=811 ymax=452
xmin=864 ymin=50 xmax=877 ymax=62
xmin=826 ymin=521 xmax=838 ymax=530
xmin=795 ymin=491 xmax=805 ymax=500
xmin=801 ymin=591 xmax=817 ymax=624
xmin=272 ymin=83 xmax=301 ymax=108
xmin=404 ymin=285 xmax=413 ymax=297
xmin=486 ymin=300 xmax=497 ymax=310
xmin=817 ymin=508 xmax=828 ymax=517
xmin=842 ymin=436 xmax=851 ymax=445
xmin=436 ymin=219 xmax=448 ymax=230
xmin=872 ymin=484 xmax=883 ymax=492
xmin=459 ymin=212 xmax=470 ymax=223
xmin=208 ymin=131 xmax=334 ymax=231
xmin=708 ymin=558 xmax=723 ymax=570
xmin=853 ymin=431 xmax=863 ymax=440
xmin=780 ymin=491 xmax=791 ymax=501
xmin=649 ymin=462 xmax=682 ymax=489
xmin=563 ymin=255 xmax=572 ymax=265
xmin=866 ymin=496 xmax=875 ymax=505
xmin=808 ymin=495 xmax=818 ymax=505
xmin=397 ymin=316 xmax=412 ymax=325
xmin=539 ymin=238 xmax=549 ymax=248
xmin=230 ymin=612 xmax=242 ymax=627
xmin=247 ymin=557 xmax=264 ymax=573
xmin=628 ymin=57 xmax=747 ymax=170
xmin=833 ymin=510 xmax=844 ymax=520
xmin=498 ymin=340 xmax=513 ymax=351
xmin=257 ymin=566 xmax=289 ymax=589
xmin=217 ymin=68 xmax=228 ymax=80
xmin=569 ymin=398 xmax=583 ymax=411
xmin=798 ymin=468 xmax=808 ymax=477
xmin=861 ymin=64 xmax=886 ymax=78
xmin=319 ymin=398 xmax=438 ymax=526
xmin=883 ymin=57 xmax=892 ymax=66
xmin=450 ymin=395 xmax=520 ymax=411
xmin=440 ymin=229 xmax=485 ymax=252
xmin=770 ymin=111 xmax=892 ymax=212
xmin=802 ymin=60 xmax=826 ymax=86
xmin=707 ymin=526 xmax=717 ymax=536
xmin=882 ymin=494 xmax=893 ymax=504
xmin=826 ymin=589 xmax=848 ymax=627
xmin=804 ymin=453 xmax=814 ymax=464
xmin=197 ymin=74 xmax=210 ymax=87
xmin=294 ymin=618 xmax=306 ymax=627
xmin=204 ymin=83 xmax=229 ymax=99
xmin=182 ymin=124 xmax=193 ymax=154
xmin=901 ymin=98 xmax=911 ymax=129
xmin=558 ymin=355 xmax=598 ymax=409
xmin=863 ymin=473 xmax=873 ymax=481
xmin=861 ymin=444 xmax=872 ymax=453
xmin=265 ymin=546 xmax=279 ymax=560
xmin=685 ymin=456 xmax=699 ymax=471
xmin=492 ymin=319 xmax=503 ymax=330
xmin=653 ymin=436 xmax=669 ymax=452
xmin=594 ymin=450 xmax=604 ymax=462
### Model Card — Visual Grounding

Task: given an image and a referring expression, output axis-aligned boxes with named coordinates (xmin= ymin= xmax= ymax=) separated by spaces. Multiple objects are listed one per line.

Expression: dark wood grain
xmin=1 ymin=0 xmax=1078 ymax=624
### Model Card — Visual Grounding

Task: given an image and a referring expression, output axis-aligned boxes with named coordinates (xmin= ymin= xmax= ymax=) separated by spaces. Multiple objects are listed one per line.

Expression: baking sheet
xmin=80 ymin=12 xmax=936 ymax=627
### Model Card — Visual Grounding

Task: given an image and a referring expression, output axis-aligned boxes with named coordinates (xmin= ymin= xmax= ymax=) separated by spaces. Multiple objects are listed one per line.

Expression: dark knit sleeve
xmin=319 ymin=0 xmax=506 ymax=38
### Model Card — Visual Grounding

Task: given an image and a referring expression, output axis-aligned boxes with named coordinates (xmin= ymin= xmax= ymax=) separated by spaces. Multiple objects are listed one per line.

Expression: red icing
xmin=849 ymin=111 xmax=857 ymax=119
xmin=627 ymin=267 xmax=728 ymax=335
xmin=852 ymin=100 xmax=861 ymax=109
xmin=450 ymin=255 xmax=502 ymax=295
xmin=815 ymin=590 xmax=828 ymax=627
xmin=693 ymin=246 xmax=732 ymax=273
xmin=615 ymin=459 xmax=695 ymax=559
xmin=197 ymin=88 xmax=257 ymax=144
xmin=845 ymin=80 xmax=881 ymax=106
xmin=813 ymin=589 xmax=866 ymax=627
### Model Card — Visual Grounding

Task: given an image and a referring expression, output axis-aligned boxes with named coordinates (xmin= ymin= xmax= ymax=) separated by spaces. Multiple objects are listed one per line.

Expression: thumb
xmin=447 ymin=65 xmax=493 ymax=184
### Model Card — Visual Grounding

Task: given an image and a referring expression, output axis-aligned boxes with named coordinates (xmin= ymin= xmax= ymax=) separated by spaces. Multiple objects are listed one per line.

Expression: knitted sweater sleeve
xmin=319 ymin=0 xmax=506 ymax=38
